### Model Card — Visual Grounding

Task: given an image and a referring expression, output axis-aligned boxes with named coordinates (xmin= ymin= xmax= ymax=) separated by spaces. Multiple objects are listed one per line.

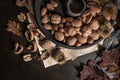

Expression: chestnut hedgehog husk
xmin=51 ymin=48 xmax=66 ymax=64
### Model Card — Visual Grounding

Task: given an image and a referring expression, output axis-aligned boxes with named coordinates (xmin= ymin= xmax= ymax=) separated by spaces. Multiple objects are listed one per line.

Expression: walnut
xmin=77 ymin=35 xmax=88 ymax=44
xmin=68 ymin=27 xmax=77 ymax=36
xmin=90 ymin=19 xmax=99 ymax=30
xmin=23 ymin=54 xmax=32 ymax=62
xmin=65 ymin=22 xmax=71 ymax=27
xmin=55 ymin=32 xmax=64 ymax=41
xmin=27 ymin=42 xmax=37 ymax=53
xmin=67 ymin=37 xmax=77 ymax=46
xmin=41 ymin=14 xmax=49 ymax=24
xmin=89 ymin=5 xmax=101 ymax=14
xmin=90 ymin=31 xmax=100 ymax=40
xmin=13 ymin=42 xmax=23 ymax=54
xmin=75 ymin=42 xmax=82 ymax=47
xmin=81 ymin=26 xmax=92 ymax=37
xmin=58 ymin=28 xmax=65 ymax=33
xmin=87 ymin=37 xmax=94 ymax=44
xmin=61 ymin=18 xmax=67 ymax=23
xmin=51 ymin=14 xmax=61 ymax=24
xmin=86 ymin=14 xmax=93 ymax=24
xmin=58 ymin=24 xmax=64 ymax=27
xmin=43 ymin=24 xmax=52 ymax=30
xmin=17 ymin=12 xmax=26 ymax=22
xmin=82 ymin=9 xmax=91 ymax=17
xmin=41 ymin=7 xmax=47 ymax=16
xmin=66 ymin=17 xmax=74 ymax=22
xmin=50 ymin=0 xmax=58 ymax=8
xmin=53 ymin=25 xmax=59 ymax=30
xmin=46 ymin=3 xmax=55 ymax=11
xmin=25 ymin=30 xmax=34 ymax=41
xmin=72 ymin=19 xmax=82 ymax=27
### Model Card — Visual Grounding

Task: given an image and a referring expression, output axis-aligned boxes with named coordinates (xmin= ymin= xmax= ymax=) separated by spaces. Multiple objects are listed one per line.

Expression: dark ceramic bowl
xmin=34 ymin=0 xmax=118 ymax=49
xmin=67 ymin=0 xmax=86 ymax=17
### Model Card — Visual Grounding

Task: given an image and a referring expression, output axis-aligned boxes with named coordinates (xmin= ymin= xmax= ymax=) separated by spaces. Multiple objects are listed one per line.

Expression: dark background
xmin=0 ymin=0 xmax=120 ymax=80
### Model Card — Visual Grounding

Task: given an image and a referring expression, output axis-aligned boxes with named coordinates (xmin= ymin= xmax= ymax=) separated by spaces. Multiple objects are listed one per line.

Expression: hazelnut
xmin=43 ymin=24 xmax=52 ymax=30
xmin=41 ymin=7 xmax=47 ymax=16
xmin=87 ymin=37 xmax=94 ymax=44
xmin=40 ymin=39 xmax=51 ymax=50
xmin=72 ymin=19 xmax=82 ymax=27
xmin=67 ymin=37 xmax=77 ymax=46
xmin=77 ymin=35 xmax=88 ymax=44
xmin=55 ymin=32 xmax=64 ymax=41
xmin=51 ymin=14 xmax=61 ymax=24
xmin=27 ymin=42 xmax=37 ymax=53
xmin=41 ymin=14 xmax=49 ymax=24
xmin=90 ymin=19 xmax=99 ymax=30
xmin=90 ymin=31 xmax=99 ymax=40
xmin=13 ymin=42 xmax=23 ymax=54
xmin=23 ymin=54 xmax=32 ymax=62
xmin=50 ymin=0 xmax=58 ymax=7
xmin=46 ymin=3 xmax=55 ymax=11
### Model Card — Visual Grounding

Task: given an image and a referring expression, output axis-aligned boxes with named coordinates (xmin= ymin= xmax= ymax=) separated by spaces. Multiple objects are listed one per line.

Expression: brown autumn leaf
xmin=80 ymin=60 xmax=110 ymax=80
xmin=99 ymin=49 xmax=120 ymax=73
xmin=7 ymin=20 xmax=21 ymax=36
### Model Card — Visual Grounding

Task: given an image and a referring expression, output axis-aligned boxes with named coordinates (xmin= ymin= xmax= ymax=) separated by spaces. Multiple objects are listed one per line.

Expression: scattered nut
xmin=55 ymin=32 xmax=64 ymax=41
xmin=51 ymin=14 xmax=61 ymax=24
xmin=41 ymin=7 xmax=47 ymax=16
xmin=25 ymin=30 xmax=34 ymax=41
xmin=27 ymin=23 xmax=37 ymax=30
xmin=13 ymin=42 xmax=23 ymax=54
xmin=43 ymin=24 xmax=52 ymax=30
xmin=67 ymin=37 xmax=77 ymax=46
xmin=17 ymin=12 xmax=26 ymax=22
xmin=27 ymin=42 xmax=37 ymax=52
xmin=46 ymin=3 xmax=55 ymax=11
xmin=23 ymin=54 xmax=32 ymax=62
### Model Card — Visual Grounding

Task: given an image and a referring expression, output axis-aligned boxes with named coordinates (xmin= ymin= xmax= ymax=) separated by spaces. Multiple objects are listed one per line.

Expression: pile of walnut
xmin=40 ymin=0 xmax=117 ymax=47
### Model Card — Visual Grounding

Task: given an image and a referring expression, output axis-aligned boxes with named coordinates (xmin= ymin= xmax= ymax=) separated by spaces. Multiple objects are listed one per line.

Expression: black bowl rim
xmin=34 ymin=0 xmax=118 ymax=49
